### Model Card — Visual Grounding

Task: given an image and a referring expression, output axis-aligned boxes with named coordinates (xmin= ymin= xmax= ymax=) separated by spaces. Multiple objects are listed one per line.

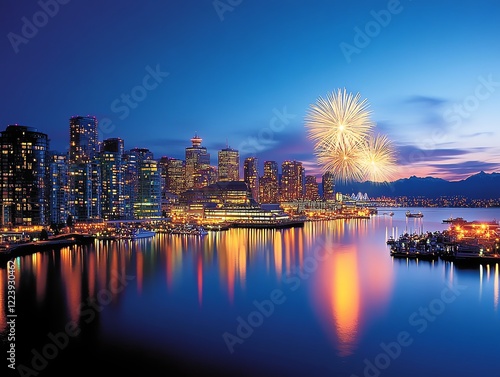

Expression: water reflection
xmin=311 ymin=219 xmax=395 ymax=356
xmin=322 ymin=245 xmax=361 ymax=356
xmin=2 ymin=215 xmax=500 ymax=368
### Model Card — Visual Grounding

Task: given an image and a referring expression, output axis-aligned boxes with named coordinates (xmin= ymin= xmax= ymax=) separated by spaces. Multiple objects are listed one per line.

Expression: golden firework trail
xmin=305 ymin=88 xmax=374 ymax=150
xmin=305 ymin=89 xmax=397 ymax=183
xmin=359 ymin=133 xmax=397 ymax=183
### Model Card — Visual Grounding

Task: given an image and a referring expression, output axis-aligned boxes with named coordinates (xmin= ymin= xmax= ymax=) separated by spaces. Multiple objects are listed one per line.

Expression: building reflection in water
xmin=4 ymin=219 xmax=499 ymax=354
xmin=0 ymin=241 xmax=133 ymax=332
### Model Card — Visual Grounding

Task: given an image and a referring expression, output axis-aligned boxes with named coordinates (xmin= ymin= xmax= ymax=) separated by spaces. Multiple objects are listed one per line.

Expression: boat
xmin=442 ymin=216 xmax=466 ymax=224
xmin=203 ymin=222 xmax=231 ymax=231
xmin=121 ymin=229 xmax=156 ymax=239
xmin=406 ymin=210 xmax=423 ymax=218
xmin=168 ymin=224 xmax=208 ymax=236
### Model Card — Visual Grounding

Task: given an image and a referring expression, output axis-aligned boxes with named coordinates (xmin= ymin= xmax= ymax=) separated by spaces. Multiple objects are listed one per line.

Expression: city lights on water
xmin=305 ymin=88 xmax=397 ymax=183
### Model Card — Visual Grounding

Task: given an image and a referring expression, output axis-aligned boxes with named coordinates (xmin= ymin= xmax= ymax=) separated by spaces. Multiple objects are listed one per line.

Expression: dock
xmin=0 ymin=233 xmax=95 ymax=265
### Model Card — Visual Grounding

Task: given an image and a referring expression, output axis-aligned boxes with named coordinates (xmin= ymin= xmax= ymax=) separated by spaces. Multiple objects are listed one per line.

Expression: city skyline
xmin=2 ymin=1 xmax=500 ymax=182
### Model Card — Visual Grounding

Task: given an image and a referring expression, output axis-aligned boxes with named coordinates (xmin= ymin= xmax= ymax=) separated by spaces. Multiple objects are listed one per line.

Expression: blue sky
xmin=2 ymin=0 xmax=500 ymax=181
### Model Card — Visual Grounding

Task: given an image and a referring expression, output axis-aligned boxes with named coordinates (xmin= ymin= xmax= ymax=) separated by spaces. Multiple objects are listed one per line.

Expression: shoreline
xmin=0 ymin=233 xmax=95 ymax=265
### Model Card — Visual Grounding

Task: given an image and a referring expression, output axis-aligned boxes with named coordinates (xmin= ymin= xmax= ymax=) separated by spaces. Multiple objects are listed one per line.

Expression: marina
xmin=388 ymin=215 xmax=500 ymax=264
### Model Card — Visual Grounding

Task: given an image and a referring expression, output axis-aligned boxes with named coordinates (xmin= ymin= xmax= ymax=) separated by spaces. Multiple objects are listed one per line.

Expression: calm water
xmin=2 ymin=207 xmax=500 ymax=376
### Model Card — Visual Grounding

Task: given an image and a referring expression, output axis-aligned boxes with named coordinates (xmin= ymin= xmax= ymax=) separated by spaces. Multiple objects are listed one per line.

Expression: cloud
xmin=427 ymin=160 xmax=500 ymax=180
xmin=395 ymin=144 xmax=469 ymax=165
xmin=403 ymin=95 xmax=448 ymax=107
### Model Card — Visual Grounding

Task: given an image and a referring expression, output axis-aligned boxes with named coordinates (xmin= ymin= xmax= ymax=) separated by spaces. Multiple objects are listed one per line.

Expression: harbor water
xmin=1 ymin=207 xmax=500 ymax=376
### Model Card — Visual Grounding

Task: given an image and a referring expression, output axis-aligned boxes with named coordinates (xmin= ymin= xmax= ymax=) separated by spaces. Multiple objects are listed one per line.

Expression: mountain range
xmin=333 ymin=171 xmax=500 ymax=199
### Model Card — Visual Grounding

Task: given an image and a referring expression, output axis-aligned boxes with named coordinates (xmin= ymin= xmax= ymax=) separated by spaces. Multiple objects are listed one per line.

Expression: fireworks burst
xmin=359 ymin=134 xmax=397 ymax=182
xmin=305 ymin=89 xmax=398 ymax=183
xmin=305 ymin=88 xmax=374 ymax=150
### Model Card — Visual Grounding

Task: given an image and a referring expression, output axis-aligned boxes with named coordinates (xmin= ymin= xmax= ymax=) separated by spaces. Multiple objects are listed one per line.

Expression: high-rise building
xmin=100 ymin=138 xmax=125 ymax=220
xmin=305 ymin=175 xmax=320 ymax=201
xmin=0 ymin=125 xmax=49 ymax=226
xmin=243 ymin=157 xmax=259 ymax=202
xmin=280 ymin=160 xmax=305 ymax=201
xmin=68 ymin=116 xmax=101 ymax=221
xmin=322 ymin=171 xmax=335 ymax=200
xmin=218 ymin=146 xmax=239 ymax=181
xmin=102 ymin=137 xmax=124 ymax=155
xmin=124 ymin=148 xmax=161 ymax=219
xmin=48 ymin=152 xmax=69 ymax=225
xmin=69 ymin=115 xmax=99 ymax=164
xmin=259 ymin=160 xmax=279 ymax=203
xmin=185 ymin=134 xmax=210 ymax=189
xmin=159 ymin=156 xmax=186 ymax=195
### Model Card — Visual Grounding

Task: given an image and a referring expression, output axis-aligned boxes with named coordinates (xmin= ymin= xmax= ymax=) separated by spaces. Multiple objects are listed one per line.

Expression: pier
xmin=0 ymin=233 xmax=95 ymax=265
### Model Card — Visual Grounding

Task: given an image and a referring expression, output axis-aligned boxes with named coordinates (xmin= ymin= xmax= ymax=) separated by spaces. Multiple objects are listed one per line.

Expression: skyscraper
xmin=185 ymin=134 xmax=210 ymax=189
xmin=69 ymin=115 xmax=99 ymax=164
xmin=280 ymin=160 xmax=305 ymax=201
xmin=0 ymin=125 xmax=49 ymax=226
xmin=322 ymin=171 xmax=335 ymax=200
xmin=305 ymin=175 xmax=320 ymax=201
xmin=124 ymin=148 xmax=161 ymax=219
xmin=259 ymin=160 xmax=279 ymax=204
xmin=243 ymin=157 xmax=259 ymax=202
xmin=48 ymin=151 xmax=69 ymax=225
xmin=218 ymin=146 xmax=239 ymax=181
xmin=68 ymin=116 xmax=101 ymax=221
xmin=100 ymin=138 xmax=125 ymax=220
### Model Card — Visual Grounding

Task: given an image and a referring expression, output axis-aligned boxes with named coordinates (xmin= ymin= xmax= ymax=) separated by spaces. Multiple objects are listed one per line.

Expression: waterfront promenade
xmin=0 ymin=233 xmax=95 ymax=264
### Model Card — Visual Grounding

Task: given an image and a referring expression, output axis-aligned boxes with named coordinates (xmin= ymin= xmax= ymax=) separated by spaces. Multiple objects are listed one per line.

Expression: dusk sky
xmin=2 ymin=0 xmax=500 ymax=181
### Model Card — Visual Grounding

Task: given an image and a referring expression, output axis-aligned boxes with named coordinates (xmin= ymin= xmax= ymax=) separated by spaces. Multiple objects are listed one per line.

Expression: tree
xmin=66 ymin=214 xmax=73 ymax=229
xmin=50 ymin=222 xmax=60 ymax=235
xmin=40 ymin=228 xmax=48 ymax=241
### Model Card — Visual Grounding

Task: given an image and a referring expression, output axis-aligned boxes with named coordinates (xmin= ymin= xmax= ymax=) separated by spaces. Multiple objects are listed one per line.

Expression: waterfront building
xmin=179 ymin=181 xmax=251 ymax=207
xmin=243 ymin=157 xmax=259 ymax=203
xmin=185 ymin=134 xmax=210 ymax=189
xmin=280 ymin=160 xmax=305 ymax=202
xmin=99 ymin=138 xmax=125 ymax=220
xmin=218 ymin=146 xmax=239 ymax=182
xmin=124 ymin=148 xmax=161 ymax=219
xmin=259 ymin=160 xmax=279 ymax=203
xmin=204 ymin=204 xmax=291 ymax=224
xmin=322 ymin=171 xmax=335 ymax=200
xmin=136 ymin=158 xmax=162 ymax=219
xmin=48 ymin=152 xmax=69 ymax=225
xmin=305 ymin=175 xmax=320 ymax=201
xmin=0 ymin=125 xmax=49 ymax=226
xmin=69 ymin=115 xmax=99 ymax=163
xmin=68 ymin=161 xmax=102 ymax=221
xmin=68 ymin=116 xmax=101 ymax=221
